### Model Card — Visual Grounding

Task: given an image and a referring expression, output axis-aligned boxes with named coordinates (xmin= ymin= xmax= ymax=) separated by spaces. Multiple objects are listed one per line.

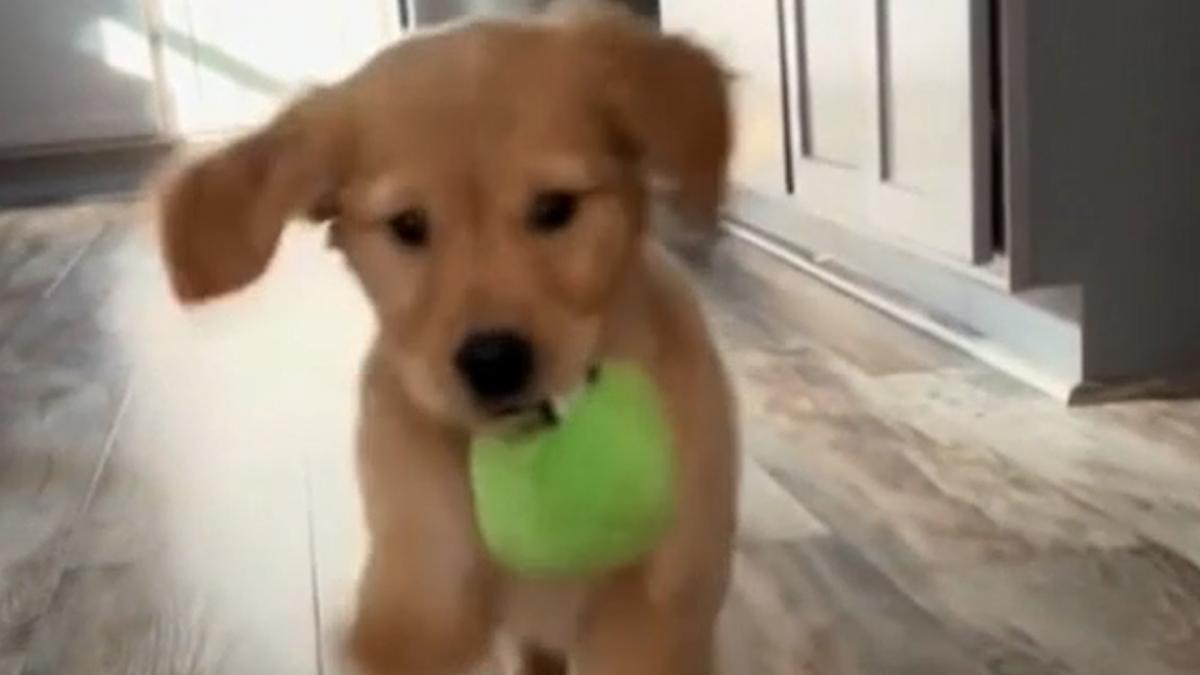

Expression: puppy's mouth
xmin=482 ymin=366 xmax=598 ymax=434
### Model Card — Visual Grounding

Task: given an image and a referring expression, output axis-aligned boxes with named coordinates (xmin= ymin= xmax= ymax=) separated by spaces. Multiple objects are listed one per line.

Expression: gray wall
xmin=0 ymin=0 xmax=162 ymax=150
xmin=1015 ymin=1 xmax=1200 ymax=382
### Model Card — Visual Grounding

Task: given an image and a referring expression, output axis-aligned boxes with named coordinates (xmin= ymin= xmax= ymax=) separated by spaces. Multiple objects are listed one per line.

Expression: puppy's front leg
xmin=351 ymin=544 xmax=495 ymax=674
xmin=348 ymin=363 xmax=497 ymax=675
xmin=574 ymin=571 xmax=718 ymax=675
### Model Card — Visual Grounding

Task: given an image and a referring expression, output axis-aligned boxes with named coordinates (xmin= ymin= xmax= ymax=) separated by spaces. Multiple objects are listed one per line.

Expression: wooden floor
xmin=2 ymin=201 xmax=1199 ymax=675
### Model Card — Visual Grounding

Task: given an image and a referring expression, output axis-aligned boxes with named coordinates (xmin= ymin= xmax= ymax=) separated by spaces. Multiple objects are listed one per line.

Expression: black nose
xmin=455 ymin=330 xmax=534 ymax=402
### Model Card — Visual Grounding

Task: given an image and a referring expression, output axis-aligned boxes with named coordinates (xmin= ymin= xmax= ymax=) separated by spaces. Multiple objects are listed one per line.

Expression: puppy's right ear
xmin=156 ymin=90 xmax=343 ymax=303
xmin=560 ymin=4 xmax=732 ymax=228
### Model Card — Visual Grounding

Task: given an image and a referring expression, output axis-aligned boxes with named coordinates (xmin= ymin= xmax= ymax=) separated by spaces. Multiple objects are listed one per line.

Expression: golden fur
xmin=154 ymin=4 xmax=738 ymax=674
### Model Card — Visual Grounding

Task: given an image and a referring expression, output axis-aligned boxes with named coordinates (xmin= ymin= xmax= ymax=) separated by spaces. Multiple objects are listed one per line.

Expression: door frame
xmin=778 ymin=0 xmax=995 ymax=266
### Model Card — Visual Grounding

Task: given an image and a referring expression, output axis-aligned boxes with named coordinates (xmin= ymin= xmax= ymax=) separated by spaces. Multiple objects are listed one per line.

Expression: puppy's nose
xmin=455 ymin=330 xmax=534 ymax=402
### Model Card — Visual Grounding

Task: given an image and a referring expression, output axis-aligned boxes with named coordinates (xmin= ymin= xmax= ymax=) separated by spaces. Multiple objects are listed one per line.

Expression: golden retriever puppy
xmin=154 ymin=4 xmax=737 ymax=674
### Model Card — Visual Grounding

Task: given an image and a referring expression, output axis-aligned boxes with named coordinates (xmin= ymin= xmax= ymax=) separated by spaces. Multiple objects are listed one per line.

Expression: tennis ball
xmin=469 ymin=362 xmax=675 ymax=577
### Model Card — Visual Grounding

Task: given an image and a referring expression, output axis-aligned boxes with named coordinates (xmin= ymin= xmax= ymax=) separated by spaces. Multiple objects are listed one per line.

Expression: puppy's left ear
xmin=571 ymin=8 xmax=732 ymax=227
xmin=154 ymin=89 xmax=344 ymax=303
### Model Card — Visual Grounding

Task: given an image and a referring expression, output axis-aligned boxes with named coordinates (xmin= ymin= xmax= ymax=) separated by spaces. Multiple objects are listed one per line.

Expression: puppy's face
xmin=156 ymin=9 xmax=730 ymax=428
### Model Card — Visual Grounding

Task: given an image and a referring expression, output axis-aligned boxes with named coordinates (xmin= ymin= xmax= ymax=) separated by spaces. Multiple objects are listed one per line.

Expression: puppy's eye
xmin=529 ymin=191 xmax=578 ymax=233
xmin=388 ymin=209 xmax=429 ymax=248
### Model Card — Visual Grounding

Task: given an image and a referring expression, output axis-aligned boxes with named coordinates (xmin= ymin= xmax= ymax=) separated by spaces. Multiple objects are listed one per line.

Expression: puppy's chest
xmin=498 ymin=576 xmax=594 ymax=652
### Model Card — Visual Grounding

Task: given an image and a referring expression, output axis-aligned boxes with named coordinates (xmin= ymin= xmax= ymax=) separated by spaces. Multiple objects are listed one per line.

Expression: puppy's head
xmin=156 ymin=6 xmax=730 ymax=427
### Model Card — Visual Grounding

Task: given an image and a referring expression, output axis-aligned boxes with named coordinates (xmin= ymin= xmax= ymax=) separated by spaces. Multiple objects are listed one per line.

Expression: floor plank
xmin=868 ymin=367 xmax=1200 ymax=567
xmin=690 ymin=238 xmax=971 ymax=376
xmin=733 ymin=347 xmax=1200 ymax=675
xmin=0 ymin=212 xmax=133 ymax=675
xmin=0 ymin=205 xmax=114 ymax=350
xmin=23 ymin=381 xmax=321 ymax=675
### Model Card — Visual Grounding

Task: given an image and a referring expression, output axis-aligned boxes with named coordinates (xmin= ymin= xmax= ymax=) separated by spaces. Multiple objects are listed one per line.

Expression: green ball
xmin=469 ymin=362 xmax=675 ymax=577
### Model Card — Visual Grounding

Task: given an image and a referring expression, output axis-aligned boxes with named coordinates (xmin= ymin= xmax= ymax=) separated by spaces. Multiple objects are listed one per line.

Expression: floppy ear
xmin=570 ymin=6 xmax=732 ymax=226
xmin=155 ymin=90 xmax=342 ymax=303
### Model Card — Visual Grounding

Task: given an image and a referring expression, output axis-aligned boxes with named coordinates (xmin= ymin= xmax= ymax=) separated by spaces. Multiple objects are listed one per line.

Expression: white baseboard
xmin=725 ymin=188 xmax=1084 ymax=402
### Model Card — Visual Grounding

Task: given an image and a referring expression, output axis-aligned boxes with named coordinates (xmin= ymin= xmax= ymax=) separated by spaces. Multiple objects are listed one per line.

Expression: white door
xmin=782 ymin=0 xmax=989 ymax=261
xmin=661 ymin=0 xmax=790 ymax=197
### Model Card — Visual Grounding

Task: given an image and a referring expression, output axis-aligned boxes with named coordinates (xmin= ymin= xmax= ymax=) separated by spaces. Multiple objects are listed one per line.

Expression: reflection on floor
xmin=1 ymin=201 xmax=1198 ymax=675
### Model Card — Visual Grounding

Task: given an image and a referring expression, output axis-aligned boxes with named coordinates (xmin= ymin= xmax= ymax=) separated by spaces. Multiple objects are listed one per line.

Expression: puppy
xmin=154 ymin=4 xmax=738 ymax=674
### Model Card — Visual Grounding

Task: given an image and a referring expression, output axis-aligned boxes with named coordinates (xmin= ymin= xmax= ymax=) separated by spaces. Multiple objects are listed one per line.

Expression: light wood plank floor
xmin=1 ymin=201 xmax=1198 ymax=675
